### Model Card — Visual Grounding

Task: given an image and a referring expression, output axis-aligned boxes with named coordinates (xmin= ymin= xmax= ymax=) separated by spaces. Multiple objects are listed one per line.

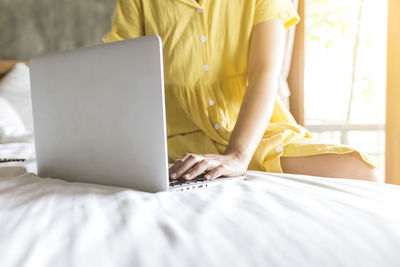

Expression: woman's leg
xmin=280 ymin=152 xmax=379 ymax=182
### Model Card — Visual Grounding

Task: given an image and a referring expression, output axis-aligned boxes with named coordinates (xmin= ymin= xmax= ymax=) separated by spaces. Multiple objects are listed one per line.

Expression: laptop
xmin=29 ymin=35 xmax=245 ymax=193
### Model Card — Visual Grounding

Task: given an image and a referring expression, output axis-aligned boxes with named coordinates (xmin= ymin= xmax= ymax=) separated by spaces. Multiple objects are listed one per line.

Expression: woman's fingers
xmin=169 ymin=159 xmax=184 ymax=178
xmin=170 ymin=154 xmax=201 ymax=179
xmin=204 ymin=165 xmax=226 ymax=180
xmin=169 ymin=153 xmax=244 ymax=181
xmin=182 ymin=159 xmax=212 ymax=180
xmin=169 ymin=153 xmax=192 ymax=178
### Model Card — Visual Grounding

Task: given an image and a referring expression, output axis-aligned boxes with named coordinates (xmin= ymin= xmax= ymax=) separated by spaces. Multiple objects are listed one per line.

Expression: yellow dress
xmin=103 ymin=0 xmax=375 ymax=172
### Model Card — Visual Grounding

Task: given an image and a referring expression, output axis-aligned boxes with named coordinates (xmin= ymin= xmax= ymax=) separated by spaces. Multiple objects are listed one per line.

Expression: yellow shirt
xmin=104 ymin=0 xmax=375 ymax=172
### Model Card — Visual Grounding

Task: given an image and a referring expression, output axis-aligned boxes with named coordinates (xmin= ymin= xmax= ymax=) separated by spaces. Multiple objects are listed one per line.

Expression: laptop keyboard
xmin=169 ymin=176 xmax=205 ymax=186
xmin=169 ymin=175 xmax=209 ymax=191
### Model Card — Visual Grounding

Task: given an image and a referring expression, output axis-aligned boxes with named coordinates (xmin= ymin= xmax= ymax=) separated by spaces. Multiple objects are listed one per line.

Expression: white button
xmin=275 ymin=146 xmax=283 ymax=153
xmin=214 ymin=123 xmax=220 ymax=130
xmin=196 ymin=8 xmax=203 ymax=13
xmin=209 ymin=99 xmax=215 ymax=106
xmin=203 ymin=65 xmax=209 ymax=71
xmin=200 ymin=36 xmax=207 ymax=42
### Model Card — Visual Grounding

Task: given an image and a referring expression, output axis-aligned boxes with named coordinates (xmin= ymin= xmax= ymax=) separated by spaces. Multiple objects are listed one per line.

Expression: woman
xmin=104 ymin=0 xmax=378 ymax=182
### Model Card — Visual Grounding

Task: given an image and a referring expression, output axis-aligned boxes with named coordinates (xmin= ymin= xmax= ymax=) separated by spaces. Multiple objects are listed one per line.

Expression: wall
xmin=0 ymin=0 xmax=116 ymax=59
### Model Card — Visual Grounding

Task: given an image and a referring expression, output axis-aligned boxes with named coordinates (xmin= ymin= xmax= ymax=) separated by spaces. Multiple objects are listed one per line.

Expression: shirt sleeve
xmin=254 ymin=0 xmax=300 ymax=29
xmin=102 ymin=0 xmax=144 ymax=43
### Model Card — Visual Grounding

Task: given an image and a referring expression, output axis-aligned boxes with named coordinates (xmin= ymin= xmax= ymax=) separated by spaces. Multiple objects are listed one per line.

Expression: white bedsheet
xmin=0 ymin=167 xmax=400 ymax=267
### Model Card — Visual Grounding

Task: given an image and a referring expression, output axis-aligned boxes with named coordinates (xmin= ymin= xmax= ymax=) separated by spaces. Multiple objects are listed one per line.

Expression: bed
xmin=1 ymin=61 xmax=400 ymax=267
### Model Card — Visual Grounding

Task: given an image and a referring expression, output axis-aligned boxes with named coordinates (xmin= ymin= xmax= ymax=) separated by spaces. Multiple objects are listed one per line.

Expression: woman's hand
xmin=169 ymin=153 xmax=248 ymax=181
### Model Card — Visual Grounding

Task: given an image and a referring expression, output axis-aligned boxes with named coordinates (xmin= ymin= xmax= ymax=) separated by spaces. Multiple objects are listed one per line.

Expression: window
xmin=304 ymin=0 xmax=387 ymax=177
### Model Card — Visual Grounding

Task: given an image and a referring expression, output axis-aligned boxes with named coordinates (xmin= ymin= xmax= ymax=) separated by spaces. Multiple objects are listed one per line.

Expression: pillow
xmin=0 ymin=96 xmax=32 ymax=143
xmin=0 ymin=63 xmax=33 ymax=133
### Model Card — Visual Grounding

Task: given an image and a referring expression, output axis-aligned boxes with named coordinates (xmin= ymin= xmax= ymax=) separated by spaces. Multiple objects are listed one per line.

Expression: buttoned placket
xmin=194 ymin=4 xmax=219 ymax=132
xmin=175 ymin=1 xmax=209 ymax=72
xmin=195 ymin=6 xmax=209 ymax=74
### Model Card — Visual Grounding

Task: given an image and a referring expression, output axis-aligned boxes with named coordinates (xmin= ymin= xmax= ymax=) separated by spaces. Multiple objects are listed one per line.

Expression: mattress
xmin=0 ymin=147 xmax=400 ymax=267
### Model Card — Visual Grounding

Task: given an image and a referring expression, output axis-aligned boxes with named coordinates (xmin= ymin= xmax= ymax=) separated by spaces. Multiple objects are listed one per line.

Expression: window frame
xmin=386 ymin=0 xmax=400 ymax=185
xmin=290 ymin=0 xmax=397 ymax=183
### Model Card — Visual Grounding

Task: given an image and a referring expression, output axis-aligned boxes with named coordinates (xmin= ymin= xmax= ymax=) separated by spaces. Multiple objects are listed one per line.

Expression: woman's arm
xmin=223 ymin=19 xmax=285 ymax=166
xmin=169 ymin=20 xmax=286 ymax=180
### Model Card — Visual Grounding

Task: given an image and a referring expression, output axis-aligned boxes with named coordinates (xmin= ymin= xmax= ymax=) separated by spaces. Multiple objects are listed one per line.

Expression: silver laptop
xmin=30 ymin=35 xmax=244 ymax=193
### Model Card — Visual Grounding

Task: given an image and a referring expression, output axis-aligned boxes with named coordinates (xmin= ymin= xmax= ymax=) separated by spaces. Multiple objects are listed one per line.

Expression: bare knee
xmin=340 ymin=152 xmax=379 ymax=182
xmin=281 ymin=152 xmax=379 ymax=182
xmin=359 ymin=165 xmax=380 ymax=182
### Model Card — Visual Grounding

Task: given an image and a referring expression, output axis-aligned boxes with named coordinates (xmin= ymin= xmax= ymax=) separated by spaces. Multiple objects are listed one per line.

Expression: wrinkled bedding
xmin=0 ymin=153 xmax=400 ymax=267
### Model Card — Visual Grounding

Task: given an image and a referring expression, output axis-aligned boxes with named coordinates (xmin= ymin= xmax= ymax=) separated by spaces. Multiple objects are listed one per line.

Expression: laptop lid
xmin=30 ymin=35 xmax=169 ymax=192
